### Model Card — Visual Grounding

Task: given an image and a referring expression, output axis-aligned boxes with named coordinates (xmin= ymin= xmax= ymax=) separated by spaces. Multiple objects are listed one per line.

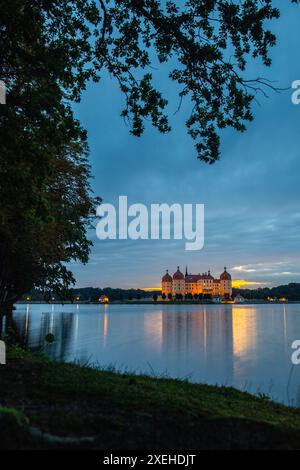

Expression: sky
xmin=72 ymin=1 xmax=300 ymax=290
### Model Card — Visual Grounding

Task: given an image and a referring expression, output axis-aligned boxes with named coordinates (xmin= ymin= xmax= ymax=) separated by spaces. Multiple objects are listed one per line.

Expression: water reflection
xmin=10 ymin=303 xmax=300 ymax=406
xmin=103 ymin=306 xmax=109 ymax=345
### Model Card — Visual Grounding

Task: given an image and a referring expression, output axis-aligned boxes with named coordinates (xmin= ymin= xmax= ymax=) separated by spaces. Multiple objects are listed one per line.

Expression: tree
xmin=0 ymin=1 xmax=100 ymax=312
xmin=84 ymin=0 xmax=299 ymax=163
xmin=1 ymin=0 xmax=299 ymax=311
xmin=203 ymin=293 xmax=212 ymax=300
xmin=0 ymin=100 xmax=98 ymax=312
xmin=153 ymin=294 xmax=158 ymax=302
xmin=162 ymin=293 xmax=166 ymax=300
xmin=175 ymin=293 xmax=183 ymax=301
xmin=168 ymin=293 xmax=173 ymax=301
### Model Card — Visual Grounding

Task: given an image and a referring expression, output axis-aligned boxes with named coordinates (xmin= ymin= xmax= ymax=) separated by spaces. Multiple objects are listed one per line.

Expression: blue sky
xmin=72 ymin=1 xmax=300 ymax=289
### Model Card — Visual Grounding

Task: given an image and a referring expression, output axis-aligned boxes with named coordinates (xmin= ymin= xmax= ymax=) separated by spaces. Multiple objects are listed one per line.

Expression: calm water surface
xmin=11 ymin=303 xmax=300 ymax=406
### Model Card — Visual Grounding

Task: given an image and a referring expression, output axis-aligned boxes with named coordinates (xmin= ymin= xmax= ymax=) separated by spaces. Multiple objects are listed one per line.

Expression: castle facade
xmin=161 ymin=266 xmax=232 ymax=298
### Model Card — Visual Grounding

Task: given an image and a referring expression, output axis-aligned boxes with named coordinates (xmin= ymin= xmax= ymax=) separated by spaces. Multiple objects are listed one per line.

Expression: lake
xmin=10 ymin=303 xmax=300 ymax=406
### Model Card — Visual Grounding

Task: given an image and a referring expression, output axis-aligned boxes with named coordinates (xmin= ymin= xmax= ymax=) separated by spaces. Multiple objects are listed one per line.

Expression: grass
xmin=1 ymin=347 xmax=300 ymax=449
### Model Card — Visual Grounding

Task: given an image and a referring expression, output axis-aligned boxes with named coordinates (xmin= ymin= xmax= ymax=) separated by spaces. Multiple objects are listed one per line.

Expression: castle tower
xmin=161 ymin=270 xmax=172 ymax=296
xmin=220 ymin=267 xmax=232 ymax=298
xmin=172 ymin=266 xmax=185 ymax=296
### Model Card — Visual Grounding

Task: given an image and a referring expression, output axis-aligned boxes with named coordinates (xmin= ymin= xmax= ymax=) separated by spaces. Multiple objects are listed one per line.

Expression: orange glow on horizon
xmin=232 ymin=280 xmax=266 ymax=289
xmin=142 ymin=287 xmax=162 ymax=291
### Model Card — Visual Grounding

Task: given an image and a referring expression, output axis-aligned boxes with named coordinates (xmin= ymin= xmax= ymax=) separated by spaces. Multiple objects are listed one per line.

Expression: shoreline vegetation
xmin=16 ymin=300 xmax=299 ymax=305
xmin=1 ymin=347 xmax=300 ymax=450
xmin=19 ymin=282 xmax=300 ymax=305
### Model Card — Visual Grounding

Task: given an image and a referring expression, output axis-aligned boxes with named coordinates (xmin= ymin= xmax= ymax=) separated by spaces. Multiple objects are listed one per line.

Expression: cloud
xmin=233 ymin=266 xmax=258 ymax=273
xmin=272 ymin=272 xmax=300 ymax=276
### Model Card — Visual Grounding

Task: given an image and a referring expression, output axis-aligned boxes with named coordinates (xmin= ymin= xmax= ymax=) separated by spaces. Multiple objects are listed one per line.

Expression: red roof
xmin=173 ymin=267 xmax=184 ymax=280
xmin=162 ymin=270 xmax=172 ymax=282
xmin=185 ymin=274 xmax=202 ymax=283
xmin=186 ymin=272 xmax=214 ymax=282
xmin=220 ymin=268 xmax=231 ymax=280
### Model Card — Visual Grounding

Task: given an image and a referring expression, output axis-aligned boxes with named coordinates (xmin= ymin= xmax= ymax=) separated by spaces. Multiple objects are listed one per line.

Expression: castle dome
xmin=173 ymin=266 xmax=184 ymax=280
xmin=207 ymin=269 xmax=214 ymax=280
xmin=220 ymin=267 xmax=231 ymax=281
xmin=162 ymin=270 xmax=172 ymax=282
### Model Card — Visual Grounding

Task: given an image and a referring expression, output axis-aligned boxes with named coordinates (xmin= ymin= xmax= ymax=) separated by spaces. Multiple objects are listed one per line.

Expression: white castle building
xmin=161 ymin=266 xmax=232 ymax=298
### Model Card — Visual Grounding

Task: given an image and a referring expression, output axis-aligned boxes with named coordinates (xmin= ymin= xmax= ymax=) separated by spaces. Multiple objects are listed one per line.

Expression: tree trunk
xmin=0 ymin=286 xmax=16 ymax=317
xmin=0 ymin=313 xmax=3 ymax=337
xmin=0 ymin=253 xmax=18 ymax=316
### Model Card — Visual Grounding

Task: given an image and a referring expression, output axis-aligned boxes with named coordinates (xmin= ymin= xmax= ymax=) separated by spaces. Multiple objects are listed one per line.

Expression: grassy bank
xmin=1 ymin=347 xmax=300 ymax=450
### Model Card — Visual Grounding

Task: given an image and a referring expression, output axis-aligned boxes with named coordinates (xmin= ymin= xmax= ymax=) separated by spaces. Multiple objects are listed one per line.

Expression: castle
xmin=161 ymin=266 xmax=232 ymax=298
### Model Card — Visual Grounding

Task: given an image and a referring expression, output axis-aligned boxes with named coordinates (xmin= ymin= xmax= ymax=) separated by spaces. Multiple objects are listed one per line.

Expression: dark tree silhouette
xmin=93 ymin=0 xmax=298 ymax=163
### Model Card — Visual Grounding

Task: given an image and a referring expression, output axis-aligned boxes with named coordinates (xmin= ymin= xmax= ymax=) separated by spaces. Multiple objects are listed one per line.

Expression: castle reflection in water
xmin=10 ymin=303 xmax=299 ymax=406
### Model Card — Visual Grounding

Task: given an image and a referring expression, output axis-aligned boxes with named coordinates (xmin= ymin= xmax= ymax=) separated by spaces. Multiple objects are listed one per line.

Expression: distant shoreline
xmin=15 ymin=300 xmax=300 ymax=306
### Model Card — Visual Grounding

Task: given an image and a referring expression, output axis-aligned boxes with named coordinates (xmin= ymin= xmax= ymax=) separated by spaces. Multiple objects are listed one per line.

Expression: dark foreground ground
xmin=1 ymin=347 xmax=300 ymax=450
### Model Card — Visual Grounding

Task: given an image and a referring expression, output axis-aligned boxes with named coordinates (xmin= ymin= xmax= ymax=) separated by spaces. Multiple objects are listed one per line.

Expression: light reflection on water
xmin=10 ymin=303 xmax=300 ymax=406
